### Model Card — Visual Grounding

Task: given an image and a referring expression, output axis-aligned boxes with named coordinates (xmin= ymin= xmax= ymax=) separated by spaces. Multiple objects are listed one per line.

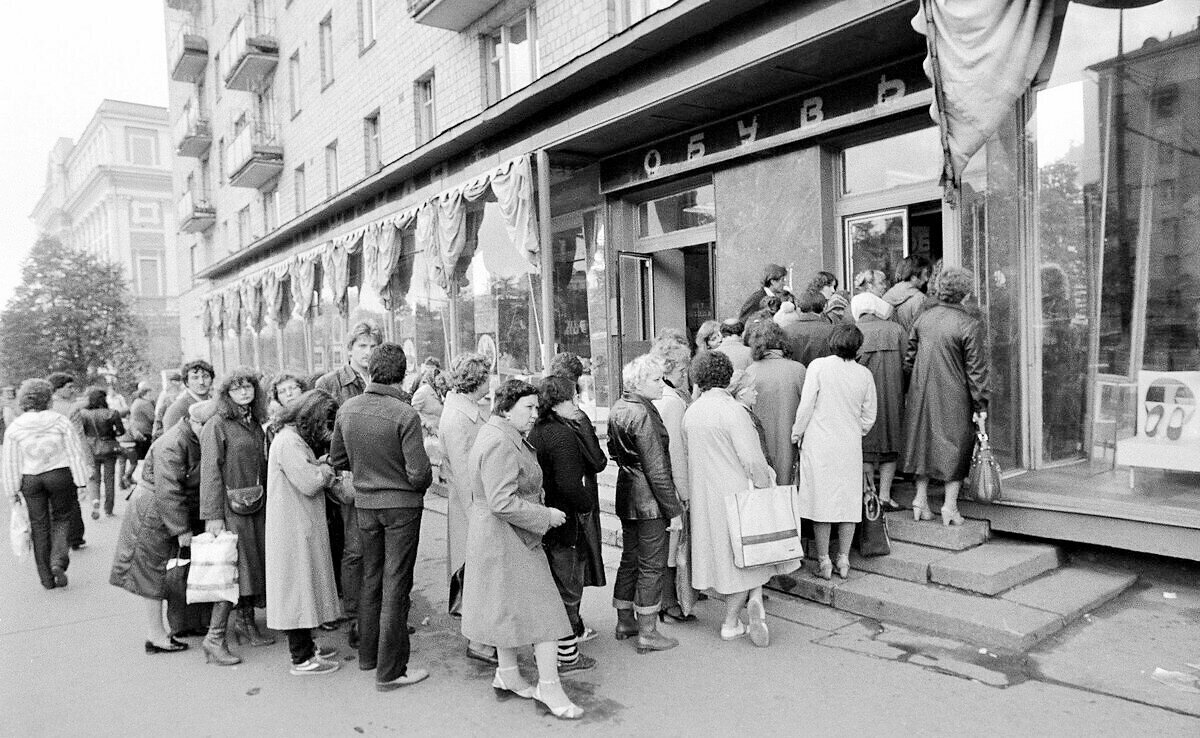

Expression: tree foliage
xmin=0 ymin=236 xmax=148 ymax=390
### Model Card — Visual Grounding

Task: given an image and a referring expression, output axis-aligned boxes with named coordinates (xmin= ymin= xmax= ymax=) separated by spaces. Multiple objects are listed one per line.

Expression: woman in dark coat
xmin=528 ymin=375 xmax=607 ymax=673
xmin=110 ymin=401 xmax=214 ymax=654
xmin=200 ymin=368 xmax=272 ymax=665
xmin=607 ymin=354 xmax=685 ymax=654
xmin=853 ymin=271 xmax=908 ymax=509
xmin=903 ymin=267 xmax=989 ymax=526
xmin=80 ymin=387 xmax=125 ymax=519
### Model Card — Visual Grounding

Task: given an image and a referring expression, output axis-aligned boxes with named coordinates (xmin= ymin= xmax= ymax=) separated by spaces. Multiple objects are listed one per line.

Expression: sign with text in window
xmin=600 ymin=57 xmax=930 ymax=192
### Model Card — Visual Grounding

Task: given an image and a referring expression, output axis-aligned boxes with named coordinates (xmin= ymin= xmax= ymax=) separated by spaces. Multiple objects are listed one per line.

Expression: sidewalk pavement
xmin=1 ymin=492 xmax=1198 ymax=737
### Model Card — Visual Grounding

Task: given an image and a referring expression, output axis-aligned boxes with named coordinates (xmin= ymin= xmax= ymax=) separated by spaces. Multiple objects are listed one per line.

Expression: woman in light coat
xmin=791 ymin=325 xmax=878 ymax=581
xmin=744 ymin=321 xmax=807 ymax=484
xmin=266 ymin=389 xmax=342 ymax=676
xmin=685 ymin=351 xmax=800 ymax=648
xmin=461 ymin=380 xmax=582 ymax=721
xmin=437 ymin=352 xmax=494 ymax=664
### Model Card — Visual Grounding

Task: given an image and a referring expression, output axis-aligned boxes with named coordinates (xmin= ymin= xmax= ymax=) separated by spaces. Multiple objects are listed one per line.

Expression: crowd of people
xmin=1 ymin=255 xmax=988 ymax=722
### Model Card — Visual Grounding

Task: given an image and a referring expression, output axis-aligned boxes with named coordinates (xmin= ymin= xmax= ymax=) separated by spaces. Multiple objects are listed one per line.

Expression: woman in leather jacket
xmin=606 ymin=354 xmax=685 ymax=654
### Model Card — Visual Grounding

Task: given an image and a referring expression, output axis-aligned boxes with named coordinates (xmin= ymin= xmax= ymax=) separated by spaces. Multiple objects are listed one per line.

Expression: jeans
xmin=545 ymin=541 xmax=586 ymax=637
xmin=22 ymin=468 xmax=75 ymax=586
xmin=357 ymin=506 xmax=422 ymax=683
xmin=340 ymin=499 xmax=362 ymax=618
xmin=67 ymin=489 xmax=86 ymax=547
xmin=612 ymin=518 xmax=669 ymax=616
xmin=89 ymin=455 xmax=118 ymax=514
xmin=286 ymin=628 xmax=315 ymax=664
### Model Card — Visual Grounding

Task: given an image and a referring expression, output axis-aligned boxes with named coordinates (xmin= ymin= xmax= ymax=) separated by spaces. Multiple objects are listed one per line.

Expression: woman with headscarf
xmin=852 ymin=270 xmax=907 ymax=510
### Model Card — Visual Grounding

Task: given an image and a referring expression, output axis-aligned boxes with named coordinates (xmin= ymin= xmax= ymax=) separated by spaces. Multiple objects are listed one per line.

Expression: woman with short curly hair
xmin=903 ymin=266 xmax=989 ymax=526
xmin=199 ymin=368 xmax=273 ymax=665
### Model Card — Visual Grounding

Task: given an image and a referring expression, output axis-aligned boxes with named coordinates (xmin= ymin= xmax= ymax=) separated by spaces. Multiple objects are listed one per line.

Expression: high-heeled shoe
xmin=880 ymin=497 xmax=902 ymax=511
xmin=816 ymin=557 xmax=833 ymax=581
xmin=941 ymin=508 xmax=965 ymax=526
xmin=912 ymin=502 xmax=934 ymax=521
xmin=835 ymin=554 xmax=851 ymax=580
xmin=532 ymin=680 xmax=583 ymax=720
xmin=492 ymin=666 xmax=534 ymax=700
xmin=659 ymin=606 xmax=697 ymax=623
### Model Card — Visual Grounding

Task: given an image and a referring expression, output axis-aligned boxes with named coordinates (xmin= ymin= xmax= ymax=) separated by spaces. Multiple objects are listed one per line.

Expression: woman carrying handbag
xmin=80 ymin=387 xmax=125 ymax=519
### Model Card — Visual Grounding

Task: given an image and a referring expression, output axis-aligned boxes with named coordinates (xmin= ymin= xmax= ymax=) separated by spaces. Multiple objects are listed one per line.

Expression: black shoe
xmin=557 ymin=654 xmax=597 ymax=674
xmin=70 ymin=541 xmax=87 ymax=551
xmin=51 ymin=567 xmax=68 ymax=588
xmin=659 ymin=607 xmax=697 ymax=623
xmin=466 ymin=646 xmax=499 ymax=665
xmin=145 ymin=639 xmax=189 ymax=654
xmin=348 ymin=622 xmax=360 ymax=649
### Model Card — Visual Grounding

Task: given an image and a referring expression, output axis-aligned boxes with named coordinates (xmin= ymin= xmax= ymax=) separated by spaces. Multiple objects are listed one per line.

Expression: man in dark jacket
xmin=315 ymin=319 xmax=382 ymax=648
xmin=156 ymin=360 xmax=214 ymax=441
xmin=737 ymin=263 xmax=788 ymax=324
xmin=606 ymin=354 xmax=684 ymax=654
xmin=782 ymin=290 xmax=836 ymax=367
xmin=330 ymin=343 xmax=432 ymax=691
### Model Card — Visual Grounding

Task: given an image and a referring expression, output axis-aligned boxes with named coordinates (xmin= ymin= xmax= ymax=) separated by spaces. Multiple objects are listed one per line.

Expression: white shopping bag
xmin=724 ymin=482 xmax=804 ymax=568
xmin=186 ymin=531 xmax=239 ymax=604
xmin=10 ymin=497 xmax=31 ymax=560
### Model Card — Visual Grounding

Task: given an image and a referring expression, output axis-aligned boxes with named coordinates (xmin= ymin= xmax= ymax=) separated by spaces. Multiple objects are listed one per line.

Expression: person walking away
xmin=329 ymin=343 xmax=432 ymax=690
xmin=159 ymin=361 xmax=215 ymax=441
xmin=791 ymin=325 xmax=878 ymax=580
xmin=685 ymin=351 xmax=801 ymax=647
xmin=713 ymin=319 xmax=753 ymax=372
xmin=266 ymin=389 xmax=344 ymax=676
xmin=529 ymin=375 xmax=606 ymax=673
xmin=607 ymin=355 xmax=685 ymax=653
xmin=105 ymin=381 xmax=134 ymax=492
xmin=46 ymin=372 xmax=89 ymax=549
xmin=437 ymin=353 xmax=495 ymax=665
xmin=461 ymin=380 xmax=583 ymax=720
xmin=903 ymin=267 xmax=989 ymax=526
xmin=2 ymin=379 xmax=90 ymax=589
xmin=782 ymin=291 xmax=836 ymax=367
xmin=80 ymin=387 xmax=125 ymax=519
xmin=883 ymin=255 xmax=931 ymax=335
xmin=199 ymin=369 xmax=274 ymax=666
xmin=316 ymin=319 xmax=382 ymax=649
xmin=852 ymin=272 xmax=907 ymax=509
xmin=744 ymin=321 xmax=807 ymax=484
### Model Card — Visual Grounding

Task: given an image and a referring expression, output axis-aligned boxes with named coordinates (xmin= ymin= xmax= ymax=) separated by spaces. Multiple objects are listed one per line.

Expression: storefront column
xmin=537 ymin=149 xmax=554 ymax=372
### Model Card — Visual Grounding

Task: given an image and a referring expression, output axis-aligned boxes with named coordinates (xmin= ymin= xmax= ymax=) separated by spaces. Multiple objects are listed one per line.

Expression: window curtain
xmin=367 ymin=224 xmax=406 ymax=310
xmin=239 ymin=277 xmax=260 ymax=332
xmin=322 ymin=237 xmax=353 ymax=316
xmin=223 ymin=287 xmax=242 ymax=335
xmin=202 ymin=295 xmax=215 ymax=337
xmin=913 ymin=0 xmax=1056 ymax=187
xmin=261 ymin=268 xmax=283 ymax=327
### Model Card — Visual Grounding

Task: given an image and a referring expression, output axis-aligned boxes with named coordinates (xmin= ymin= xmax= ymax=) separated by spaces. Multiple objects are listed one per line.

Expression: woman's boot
xmin=202 ymin=602 xmax=242 ymax=666
xmin=232 ymin=605 xmax=276 ymax=647
xmin=634 ymin=613 xmax=678 ymax=654
xmin=614 ymin=608 xmax=638 ymax=640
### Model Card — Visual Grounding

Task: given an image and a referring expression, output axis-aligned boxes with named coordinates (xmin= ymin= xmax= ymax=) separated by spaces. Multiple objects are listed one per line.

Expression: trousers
xmin=22 ymin=468 xmax=75 ymax=586
xmin=357 ymin=506 xmax=422 ymax=683
xmin=612 ymin=517 xmax=668 ymax=615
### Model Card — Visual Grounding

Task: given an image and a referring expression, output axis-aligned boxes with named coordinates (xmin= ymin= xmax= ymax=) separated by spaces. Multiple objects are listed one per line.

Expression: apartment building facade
xmin=30 ymin=99 xmax=183 ymax=373
xmin=168 ymin=0 xmax=1200 ymax=560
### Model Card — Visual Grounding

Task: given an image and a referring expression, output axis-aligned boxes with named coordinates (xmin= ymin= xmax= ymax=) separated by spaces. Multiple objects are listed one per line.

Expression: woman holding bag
xmin=80 ymin=387 xmax=125 ymax=519
xmin=791 ymin=325 xmax=878 ymax=580
xmin=685 ymin=351 xmax=797 ymax=648
xmin=200 ymin=368 xmax=272 ymax=665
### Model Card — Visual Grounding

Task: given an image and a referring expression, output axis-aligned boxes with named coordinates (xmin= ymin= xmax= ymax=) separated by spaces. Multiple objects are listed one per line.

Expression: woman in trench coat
xmin=852 ymin=271 xmax=907 ymax=509
xmin=903 ymin=267 xmax=989 ymax=526
xmin=266 ymin=389 xmax=342 ymax=676
xmin=199 ymin=368 xmax=272 ymax=666
xmin=791 ymin=324 xmax=878 ymax=581
xmin=460 ymin=380 xmax=583 ymax=721
xmin=437 ymin=352 xmax=494 ymax=664
xmin=743 ymin=321 xmax=807 ymax=484
xmin=686 ymin=350 xmax=800 ymax=648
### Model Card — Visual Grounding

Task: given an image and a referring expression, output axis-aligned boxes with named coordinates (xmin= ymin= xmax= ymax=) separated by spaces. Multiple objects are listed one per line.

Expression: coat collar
xmin=487 ymin=415 xmax=534 ymax=451
xmin=796 ymin=312 xmax=822 ymax=322
xmin=337 ymin=364 xmax=367 ymax=388
xmin=445 ymin=391 xmax=484 ymax=421
xmin=365 ymin=383 xmax=408 ymax=401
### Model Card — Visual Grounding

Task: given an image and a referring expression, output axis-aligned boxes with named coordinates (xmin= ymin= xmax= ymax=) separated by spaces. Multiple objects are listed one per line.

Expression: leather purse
xmin=227 ymin=484 xmax=265 ymax=515
xmin=855 ymin=472 xmax=892 ymax=557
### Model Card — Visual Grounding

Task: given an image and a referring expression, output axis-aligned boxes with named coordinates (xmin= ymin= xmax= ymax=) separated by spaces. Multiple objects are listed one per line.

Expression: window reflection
xmin=638 ymin=185 xmax=715 ymax=237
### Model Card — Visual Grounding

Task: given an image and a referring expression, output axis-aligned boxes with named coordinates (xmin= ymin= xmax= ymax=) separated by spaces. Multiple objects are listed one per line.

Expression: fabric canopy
xmin=913 ymin=0 xmax=1056 ymax=189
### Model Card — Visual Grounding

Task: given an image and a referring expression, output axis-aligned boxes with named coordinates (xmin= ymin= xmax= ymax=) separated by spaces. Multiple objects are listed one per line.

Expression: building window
xmin=415 ymin=73 xmax=435 ymax=145
xmin=363 ymin=113 xmax=381 ymax=174
xmin=617 ymin=0 xmax=677 ymax=30
xmin=288 ymin=51 xmax=301 ymax=116
xmin=137 ymin=255 xmax=163 ymax=297
xmin=325 ymin=141 xmax=339 ymax=198
xmin=1153 ymin=85 xmax=1178 ymax=119
xmin=263 ymin=188 xmax=279 ymax=231
xmin=130 ymin=201 xmax=163 ymax=229
xmin=237 ymin=205 xmax=251 ymax=247
xmin=319 ymin=14 xmax=334 ymax=88
xmin=358 ymin=0 xmax=376 ymax=50
xmin=483 ymin=8 xmax=538 ymax=104
xmin=125 ymin=128 xmax=159 ymax=166
xmin=294 ymin=164 xmax=306 ymax=214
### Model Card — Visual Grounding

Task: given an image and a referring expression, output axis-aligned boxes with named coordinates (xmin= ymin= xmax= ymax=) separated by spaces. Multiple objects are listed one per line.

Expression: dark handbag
xmin=965 ymin=420 xmax=1002 ymax=503
xmin=855 ymin=472 xmax=892 ymax=557
xmin=165 ymin=545 xmax=212 ymax=635
xmin=576 ymin=510 xmax=607 ymax=588
xmin=85 ymin=414 xmax=122 ymax=458
xmin=227 ymin=484 xmax=264 ymax=515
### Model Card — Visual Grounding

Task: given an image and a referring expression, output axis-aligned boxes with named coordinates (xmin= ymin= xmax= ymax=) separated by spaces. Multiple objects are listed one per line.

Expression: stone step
xmin=929 ymin=540 xmax=1061 ymax=595
xmin=766 ymin=561 xmax=864 ymax=606
xmin=849 ymin=541 xmax=952 ymax=583
xmin=999 ymin=565 xmax=1137 ymax=621
xmin=884 ymin=510 xmax=989 ymax=550
xmin=830 ymin=573 xmax=1065 ymax=652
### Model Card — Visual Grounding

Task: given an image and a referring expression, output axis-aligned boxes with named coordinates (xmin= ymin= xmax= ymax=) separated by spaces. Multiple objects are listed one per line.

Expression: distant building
xmin=30 ymin=99 xmax=182 ymax=374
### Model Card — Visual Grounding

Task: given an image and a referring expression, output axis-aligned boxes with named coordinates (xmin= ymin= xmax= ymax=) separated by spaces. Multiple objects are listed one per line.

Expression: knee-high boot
xmin=202 ymin=601 xmax=242 ymax=666
xmin=230 ymin=604 xmax=276 ymax=646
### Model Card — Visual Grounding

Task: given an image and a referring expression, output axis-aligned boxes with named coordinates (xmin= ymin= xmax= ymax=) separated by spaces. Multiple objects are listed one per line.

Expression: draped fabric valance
xmin=201 ymin=154 xmax=538 ymax=326
xmin=914 ymin=0 xmax=1056 ymax=189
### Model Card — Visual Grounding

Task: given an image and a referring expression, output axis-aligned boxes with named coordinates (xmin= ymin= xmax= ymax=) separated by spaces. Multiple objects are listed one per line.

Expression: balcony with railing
xmin=177 ymin=190 xmax=216 ymax=233
xmin=169 ymin=24 xmax=209 ymax=83
xmin=174 ymin=105 xmax=212 ymax=158
xmin=407 ymin=0 xmax=497 ymax=31
xmin=226 ymin=119 xmax=283 ymax=189
xmin=219 ymin=11 xmax=278 ymax=90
